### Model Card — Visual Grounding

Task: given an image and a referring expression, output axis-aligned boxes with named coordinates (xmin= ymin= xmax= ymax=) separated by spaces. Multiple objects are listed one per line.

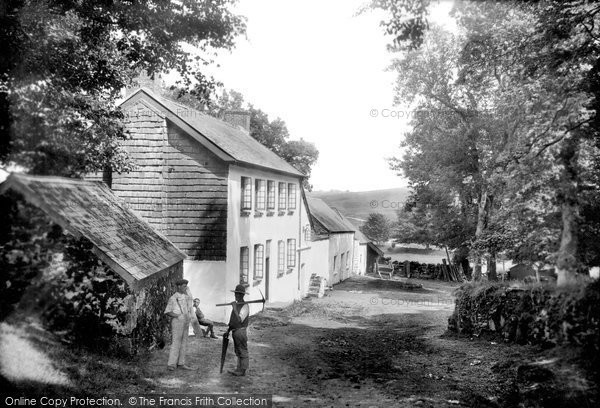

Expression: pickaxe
xmin=215 ymin=289 xmax=266 ymax=312
xmin=216 ymin=289 xmax=265 ymax=374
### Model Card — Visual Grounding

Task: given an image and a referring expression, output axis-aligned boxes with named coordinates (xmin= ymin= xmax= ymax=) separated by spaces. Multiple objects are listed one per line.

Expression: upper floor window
xmin=287 ymin=183 xmax=297 ymax=210
xmin=333 ymin=255 xmax=337 ymax=273
xmin=346 ymin=251 xmax=351 ymax=269
xmin=240 ymin=246 xmax=249 ymax=284
xmin=255 ymin=179 xmax=266 ymax=211
xmin=277 ymin=240 xmax=285 ymax=276
xmin=287 ymin=239 xmax=296 ymax=268
xmin=267 ymin=180 xmax=276 ymax=209
xmin=278 ymin=182 xmax=287 ymax=210
xmin=254 ymin=244 xmax=264 ymax=279
xmin=304 ymin=225 xmax=311 ymax=242
xmin=241 ymin=177 xmax=252 ymax=210
xmin=341 ymin=253 xmax=345 ymax=272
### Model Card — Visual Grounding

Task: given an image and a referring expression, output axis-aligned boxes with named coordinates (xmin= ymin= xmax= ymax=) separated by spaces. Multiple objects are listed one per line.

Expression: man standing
xmin=164 ymin=279 xmax=201 ymax=371
xmin=193 ymin=298 xmax=218 ymax=339
xmin=227 ymin=284 xmax=250 ymax=376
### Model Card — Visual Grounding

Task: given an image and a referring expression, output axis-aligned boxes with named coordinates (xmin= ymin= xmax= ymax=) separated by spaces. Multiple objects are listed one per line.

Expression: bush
xmin=448 ymin=280 xmax=600 ymax=360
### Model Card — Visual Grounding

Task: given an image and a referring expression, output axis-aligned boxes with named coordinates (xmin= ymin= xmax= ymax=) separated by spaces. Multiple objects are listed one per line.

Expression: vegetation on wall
xmin=1 ymin=192 xmax=177 ymax=354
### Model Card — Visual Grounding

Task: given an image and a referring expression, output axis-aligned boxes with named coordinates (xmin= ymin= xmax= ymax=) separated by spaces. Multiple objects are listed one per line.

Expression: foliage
xmin=449 ymin=280 xmax=600 ymax=368
xmin=40 ymin=238 xmax=130 ymax=348
xmin=385 ymin=1 xmax=600 ymax=284
xmin=0 ymin=191 xmax=66 ymax=319
xmin=361 ymin=213 xmax=391 ymax=244
xmin=1 ymin=0 xmax=246 ymax=176
xmin=363 ymin=0 xmax=431 ymax=50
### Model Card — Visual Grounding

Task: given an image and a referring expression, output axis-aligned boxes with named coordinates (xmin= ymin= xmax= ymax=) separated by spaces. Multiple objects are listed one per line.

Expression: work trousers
xmin=198 ymin=318 xmax=214 ymax=335
xmin=232 ymin=328 xmax=249 ymax=371
xmin=168 ymin=316 xmax=190 ymax=367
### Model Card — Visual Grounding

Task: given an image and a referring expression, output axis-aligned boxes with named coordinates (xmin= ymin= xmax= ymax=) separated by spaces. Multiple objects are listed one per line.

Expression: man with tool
xmin=226 ymin=284 xmax=250 ymax=376
xmin=164 ymin=278 xmax=202 ymax=371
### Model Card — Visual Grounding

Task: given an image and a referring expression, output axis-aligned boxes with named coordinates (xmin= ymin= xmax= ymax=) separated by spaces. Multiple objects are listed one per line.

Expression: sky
xmin=193 ymin=0 xmax=456 ymax=192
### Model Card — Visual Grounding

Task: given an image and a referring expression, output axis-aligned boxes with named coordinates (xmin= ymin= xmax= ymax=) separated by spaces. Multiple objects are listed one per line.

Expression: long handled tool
xmin=216 ymin=290 xmax=265 ymax=374
xmin=215 ymin=289 xmax=266 ymax=311
xmin=219 ymin=330 xmax=230 ymax=374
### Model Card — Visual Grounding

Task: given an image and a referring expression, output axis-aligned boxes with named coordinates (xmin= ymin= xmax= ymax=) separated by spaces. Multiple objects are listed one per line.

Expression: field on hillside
xmin=310 ymin=187 xmax=410 ymax=227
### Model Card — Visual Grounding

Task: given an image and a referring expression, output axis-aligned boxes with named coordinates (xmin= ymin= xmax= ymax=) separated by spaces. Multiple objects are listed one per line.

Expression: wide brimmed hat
xmin=175 ymin=278 xmax=189 ymax=286
xmin=231 ymin=284 xmax=248 ymax=294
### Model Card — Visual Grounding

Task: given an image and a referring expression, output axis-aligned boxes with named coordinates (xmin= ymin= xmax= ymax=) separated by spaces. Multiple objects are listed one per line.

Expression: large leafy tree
xmin=455 ymin=0 xmax=600 ymax=285
xmin=361 ymin=213 xmax=392 ymax=245
xmin=1 ymin=0 xmax=245 ymax=176
xmin=382 ymin=0 xmax=600 ymax=285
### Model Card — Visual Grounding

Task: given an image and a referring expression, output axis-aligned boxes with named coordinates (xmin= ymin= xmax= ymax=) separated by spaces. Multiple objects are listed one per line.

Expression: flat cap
xmin=175 ymin=278 xmax=189 ymax=286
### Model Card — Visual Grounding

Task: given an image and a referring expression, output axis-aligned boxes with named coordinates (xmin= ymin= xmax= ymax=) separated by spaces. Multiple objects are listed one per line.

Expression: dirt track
xmin=3 ymin=275 xmax=595 ymax=407
xmin=138 ymin=276 xmax=548 ymax=407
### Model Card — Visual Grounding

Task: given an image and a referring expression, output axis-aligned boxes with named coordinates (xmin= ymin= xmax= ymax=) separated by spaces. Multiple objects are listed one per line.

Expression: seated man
xmin=193 ymin=298 xmax=218 ymax=339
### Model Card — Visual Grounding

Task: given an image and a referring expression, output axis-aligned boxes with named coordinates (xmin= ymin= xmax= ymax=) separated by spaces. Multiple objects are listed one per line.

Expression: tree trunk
xmin=556 ymin=201 xmax=579 ymax=286
xmin=556 ymin=137 xmax=580 ymax=287
xmin=487 ymin=252 xmax=497 ymax=281
xmin=473 ymin=189 xmax=493 ymax=281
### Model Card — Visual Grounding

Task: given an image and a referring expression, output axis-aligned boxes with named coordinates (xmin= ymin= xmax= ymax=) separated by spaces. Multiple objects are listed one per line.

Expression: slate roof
xmin=121 ymin=88 xmax=304 ymax=178
xmin=354 ymin=229 xmax=370 ymax=244
xmin=306 ymin=197 xmax=356 ymax=233
xmin=0 ymin=174 xmax=186 ymax=290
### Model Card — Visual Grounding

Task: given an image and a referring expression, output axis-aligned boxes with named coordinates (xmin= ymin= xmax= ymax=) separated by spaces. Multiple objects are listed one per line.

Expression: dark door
xmin=265 ymin=240 xmax=271 ymax=300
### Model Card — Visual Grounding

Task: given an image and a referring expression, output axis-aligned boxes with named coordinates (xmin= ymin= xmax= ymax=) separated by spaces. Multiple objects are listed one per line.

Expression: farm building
xmin=305 ymin=197 xmax=356 ymax=286
xmin=0 ymin=173 xmax=186 ymax=353
xmin=353 ymin=229 xmax=384 ymax=275
xmin=88 ymin=88 xmax=309 ymax=321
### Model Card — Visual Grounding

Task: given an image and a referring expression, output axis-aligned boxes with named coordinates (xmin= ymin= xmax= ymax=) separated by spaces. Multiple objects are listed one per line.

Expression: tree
xmin=1 ymin=0 xmax=246 ymax=176
xmin=388 ymin=25 xmax=498 ymax=279
xmin=384 ymin=1 xmax=600 ymax=285
xmin=454 ymin=0 xmax=600 ymax=285
xmin=360 ymin=213 xmax=391 ymax=245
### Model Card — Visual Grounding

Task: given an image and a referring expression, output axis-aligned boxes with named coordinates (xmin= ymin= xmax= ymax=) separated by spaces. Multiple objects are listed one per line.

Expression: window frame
xmin=287 ymin=183 xmax=297 ymax=210
xmin=241 ymin=177 xmax=252 ymax=211
xmin=287 ymin=238 xmax=296 ymax=268
xmin=254 ymin=244 xmax=264 ymax=280
xmin=278 ymin=182 xmax=287 ymax=210
xmin=277 ymin=240 xmax=285 ymax=276
xmin=255 ymin=179 xmax=266 ymax=211
xmin=240 ymin=246 xmax=249 ymax=284
xmin=267 ymin=180 xmax=276 ymax=210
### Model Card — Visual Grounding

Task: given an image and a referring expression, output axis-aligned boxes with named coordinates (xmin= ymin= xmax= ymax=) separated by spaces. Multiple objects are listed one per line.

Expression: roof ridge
xmin=10 ymin=173 xmax=105 ymax=185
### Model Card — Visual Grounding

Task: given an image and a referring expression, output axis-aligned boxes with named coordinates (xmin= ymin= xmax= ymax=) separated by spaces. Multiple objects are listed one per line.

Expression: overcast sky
xmin=199 ymin=0 xmax=455 ymax=192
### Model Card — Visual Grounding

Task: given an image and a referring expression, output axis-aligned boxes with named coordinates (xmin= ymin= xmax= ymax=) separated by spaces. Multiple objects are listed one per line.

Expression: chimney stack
xmin=126 ymin=71 xmax=164 ymax=97
xmin=222 ymin=110 xmax=251 ymax=134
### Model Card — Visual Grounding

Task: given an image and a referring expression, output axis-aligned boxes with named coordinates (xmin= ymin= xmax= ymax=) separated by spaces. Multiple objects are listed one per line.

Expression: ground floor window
xmin=278 ymin=240 xmax=285 ymax=276
xmin=240 ymin=246 xmax=249 ymax=284
xmin=287 ymin=239 xmax=296 ymax=268
xmin=254 ymin=244 xmax=264 ymax=280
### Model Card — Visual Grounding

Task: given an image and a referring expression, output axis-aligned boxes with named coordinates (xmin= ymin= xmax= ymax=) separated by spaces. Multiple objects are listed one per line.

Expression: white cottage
xmin=89 ymin=88 xmax=308 ymax=321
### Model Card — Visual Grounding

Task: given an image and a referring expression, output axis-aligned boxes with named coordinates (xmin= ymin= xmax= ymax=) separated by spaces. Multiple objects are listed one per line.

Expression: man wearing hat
xmin=164 ymin=278 xmax=201 ymax=371
xmin=226 ymin=284 xmax=250 ymax=376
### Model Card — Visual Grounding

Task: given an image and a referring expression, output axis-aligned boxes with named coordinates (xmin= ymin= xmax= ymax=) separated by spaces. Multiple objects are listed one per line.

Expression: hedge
xmin=448 ymin=280 xmax=600 ymax=359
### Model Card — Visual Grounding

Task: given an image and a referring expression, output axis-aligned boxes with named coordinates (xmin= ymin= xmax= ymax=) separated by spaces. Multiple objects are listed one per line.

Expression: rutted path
xmin=142 ymin=276 xmax=539 ymax=407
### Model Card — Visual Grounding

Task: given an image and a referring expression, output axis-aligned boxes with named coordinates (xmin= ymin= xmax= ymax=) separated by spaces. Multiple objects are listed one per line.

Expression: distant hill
xmin=309 ymin=187 xmax=411 ymax=227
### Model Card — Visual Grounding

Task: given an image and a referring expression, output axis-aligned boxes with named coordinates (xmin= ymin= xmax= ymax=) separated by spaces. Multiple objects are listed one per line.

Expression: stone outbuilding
xmin=0 ymin=173 xmax=186 ymax=352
